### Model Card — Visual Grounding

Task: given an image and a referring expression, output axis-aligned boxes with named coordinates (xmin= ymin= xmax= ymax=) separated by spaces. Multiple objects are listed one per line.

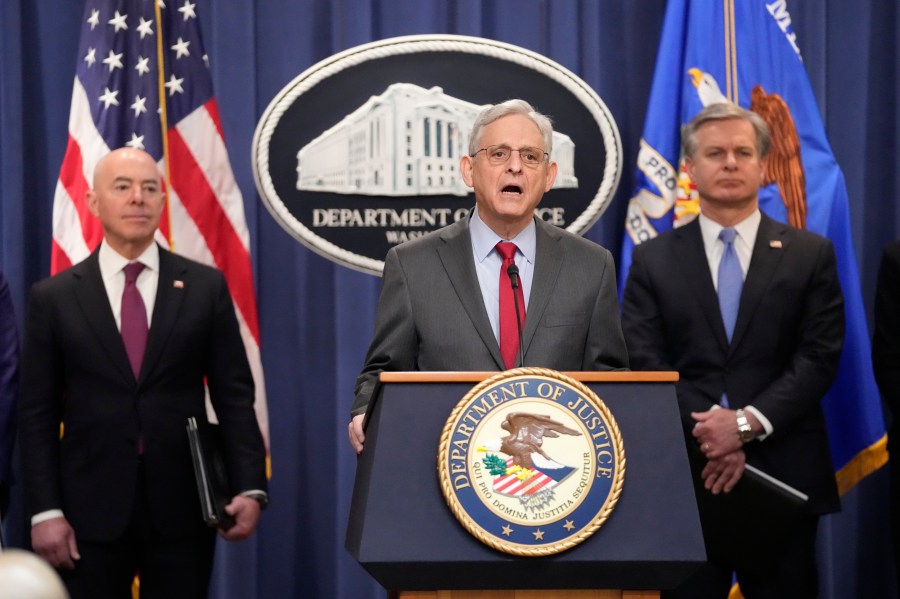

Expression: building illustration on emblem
xmin=296 ymin=83 xmax=578 ymax=197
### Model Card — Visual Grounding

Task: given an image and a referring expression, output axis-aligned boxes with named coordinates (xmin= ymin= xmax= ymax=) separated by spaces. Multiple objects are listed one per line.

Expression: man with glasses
xmin=349 ymin=99 xmax=628 ymax=453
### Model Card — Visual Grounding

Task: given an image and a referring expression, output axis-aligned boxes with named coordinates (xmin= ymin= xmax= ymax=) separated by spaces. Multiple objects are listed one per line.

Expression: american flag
xmin=492 ymin=457 xmax=572 ymax=496
xmin=53 ymin=0 xmax=269 ymax=449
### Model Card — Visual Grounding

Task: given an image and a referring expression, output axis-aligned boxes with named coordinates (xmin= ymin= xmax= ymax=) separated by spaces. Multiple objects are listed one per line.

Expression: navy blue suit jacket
xmin=622 ymin=213 xmax=843 ymax=514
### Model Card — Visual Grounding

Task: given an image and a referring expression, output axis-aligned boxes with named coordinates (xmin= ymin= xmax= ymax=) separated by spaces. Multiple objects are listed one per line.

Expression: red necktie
xmin=121 ymin=262 xmax=148 ymax=378
xmin=496 ymin=242 xmax=525 ymax=370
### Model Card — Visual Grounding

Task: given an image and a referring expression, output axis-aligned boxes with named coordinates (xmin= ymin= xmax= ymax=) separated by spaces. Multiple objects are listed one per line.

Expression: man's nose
xmin=724 ymin=152 xmax=738 ymax=168
xmin=506 ymin=151 xmax=524 ymax=173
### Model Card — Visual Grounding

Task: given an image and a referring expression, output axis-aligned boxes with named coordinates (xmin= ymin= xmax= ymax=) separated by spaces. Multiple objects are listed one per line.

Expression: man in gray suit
xmin=348 ymin=99 xmax=629 ymax=453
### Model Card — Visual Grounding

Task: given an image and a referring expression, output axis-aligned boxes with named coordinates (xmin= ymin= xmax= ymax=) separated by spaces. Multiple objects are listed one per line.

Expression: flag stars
xmin=131 ymin=95 xmax=148 ymax=117
xmin=87 ymin=9 xmax=100 ymax=30
xmin=84 ymin=47 xmax=97 ymax=67
xmin=135 ymin=56 xmax=151 ymax=77
xmin=126 ymin=133 xmax=146 ymax=150
xmin=164 ymin=74 xmax=185 ymax=96
xmin=137 ymin=17 xmax=154 ymax=39
xmin=102 ymin=49 xmax=124 ymax=72
xmin=178 ymin=1 xmax=197 ymax=20
xmin=170 ymin=37 xmax=191 ymax=59
xmin=202 ymin=54 xmax=209 ymax=68
xmin=99 ymin=87 xmax=120 ymax=109
xmin=108 ymin=10 xmax=128 ymax=32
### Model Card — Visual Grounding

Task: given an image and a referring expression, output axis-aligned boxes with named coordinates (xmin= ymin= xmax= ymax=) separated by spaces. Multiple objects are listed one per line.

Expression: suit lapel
xmin=436 ymin=218 xmax=505 ymax=369
xmin=674 ymin=220 xmax=730 ymax=352
xmin=71 ymin=252 xmax=136 ymax=383
xmin=138 ymin=248 xmax=188 ymax=382
xmin=729 ymin=214 xmax=786 ymax=351
xmin=523 ymin=220 xmax=562 ymax=356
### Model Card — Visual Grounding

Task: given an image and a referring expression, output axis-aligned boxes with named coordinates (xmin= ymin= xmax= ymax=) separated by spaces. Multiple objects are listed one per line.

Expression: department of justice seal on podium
xmin=438 ymin=368 xmax=625 ymax=556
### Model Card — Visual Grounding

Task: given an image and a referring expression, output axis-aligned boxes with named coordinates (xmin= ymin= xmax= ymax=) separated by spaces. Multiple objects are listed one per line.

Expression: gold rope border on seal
xmin=437 ymin=367 xmax=626 ymax=557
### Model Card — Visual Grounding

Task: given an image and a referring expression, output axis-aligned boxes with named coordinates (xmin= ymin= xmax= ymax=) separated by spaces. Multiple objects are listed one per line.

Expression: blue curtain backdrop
xmin=1 ymin=1 xmax=898 ymax=598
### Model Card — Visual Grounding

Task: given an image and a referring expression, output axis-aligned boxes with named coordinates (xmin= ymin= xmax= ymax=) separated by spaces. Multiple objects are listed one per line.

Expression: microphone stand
xmin=507 ymin=263 xmax=525 ymax=368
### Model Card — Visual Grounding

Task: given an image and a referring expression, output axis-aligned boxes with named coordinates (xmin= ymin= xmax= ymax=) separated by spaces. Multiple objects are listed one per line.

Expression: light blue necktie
xmin=718 ymin=228 xmax=743 ymax=408
xmin=717 ymin=228 xmax=743 ymax=343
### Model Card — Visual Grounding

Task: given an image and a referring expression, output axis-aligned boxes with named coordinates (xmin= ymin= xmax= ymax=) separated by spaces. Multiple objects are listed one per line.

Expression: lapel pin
xmin=769 ymin=240 xmax=783 ymax=249
xmin=173 ymin=280 xmax=185 ymax=288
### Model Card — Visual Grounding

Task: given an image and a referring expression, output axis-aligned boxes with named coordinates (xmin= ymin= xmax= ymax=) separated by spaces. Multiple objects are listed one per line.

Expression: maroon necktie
xmin=121 ymin=262 xmax=148 ymax=378
xmin=496 ymin=242 xmax=525 ymax=370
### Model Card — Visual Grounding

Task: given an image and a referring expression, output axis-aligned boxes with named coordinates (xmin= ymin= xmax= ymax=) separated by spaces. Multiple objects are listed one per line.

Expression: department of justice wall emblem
xmin=252 ymin=35 xmax=622 ymax=276
xmin=438 ymin=368 xmax=625 ymax=556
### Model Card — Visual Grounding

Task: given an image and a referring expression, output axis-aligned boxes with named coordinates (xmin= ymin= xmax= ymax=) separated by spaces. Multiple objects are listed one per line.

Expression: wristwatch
xmin=735 ymin=409 xmax=755 ymax=443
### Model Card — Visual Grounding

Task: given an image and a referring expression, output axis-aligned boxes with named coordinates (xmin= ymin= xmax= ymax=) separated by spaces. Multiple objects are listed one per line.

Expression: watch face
xmin=736 ymin=410 xmax=753 ymax=442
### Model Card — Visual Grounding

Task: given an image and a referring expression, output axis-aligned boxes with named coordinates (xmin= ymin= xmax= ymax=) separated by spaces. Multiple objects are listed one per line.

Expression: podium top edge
xmin=379 ymin=371 xmax=679 ymax=383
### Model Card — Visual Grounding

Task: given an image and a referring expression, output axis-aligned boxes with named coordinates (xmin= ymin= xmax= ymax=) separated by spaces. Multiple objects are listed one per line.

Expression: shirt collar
xmin=98 ymin=239 xmax=160 ymax=279
xmin=470 ymin=207 xmax=536 ymax=264
xmin=698 ymin=209 xmax=761 ymax=249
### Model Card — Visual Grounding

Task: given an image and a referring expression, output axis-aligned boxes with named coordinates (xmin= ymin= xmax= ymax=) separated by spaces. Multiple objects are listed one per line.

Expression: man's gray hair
xmin=468 ymin=99 xmax=554 ymax=156
xmin=681 ymin=103 xmax=771 ymax=159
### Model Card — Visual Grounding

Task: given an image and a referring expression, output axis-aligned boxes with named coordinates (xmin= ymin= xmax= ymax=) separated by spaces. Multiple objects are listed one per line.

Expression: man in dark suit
xmin=348 ymin=99 xmax=628 ymax=453
xmin=873 ymin=240 xmax=900 ymax=592
xmin=621 ymin=103 xmax=844 ymax=598
xmin=18 ymin=148 xmax=268 ymax=598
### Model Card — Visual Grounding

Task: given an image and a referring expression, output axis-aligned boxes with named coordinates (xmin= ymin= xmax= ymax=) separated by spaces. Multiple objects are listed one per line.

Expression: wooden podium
xmin=347 ymin=372 xmax=704 ymax=598
xmin=396 ymin=590 xmax=660 ymax=599
xmin=397 ymin=590 xmax=658 ymax=598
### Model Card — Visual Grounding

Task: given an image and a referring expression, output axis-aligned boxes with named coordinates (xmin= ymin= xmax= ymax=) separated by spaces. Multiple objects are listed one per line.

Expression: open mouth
xmin=501 ymin=184 xmax=523 ymax=196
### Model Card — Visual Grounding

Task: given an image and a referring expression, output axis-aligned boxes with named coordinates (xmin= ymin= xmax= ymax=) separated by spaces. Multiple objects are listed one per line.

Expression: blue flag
xmin=620 ymin=0 xmax=886 ymax=493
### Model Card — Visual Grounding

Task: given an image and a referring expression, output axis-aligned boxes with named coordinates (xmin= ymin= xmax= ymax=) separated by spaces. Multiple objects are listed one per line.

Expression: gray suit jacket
xmin=352 ymin=214 xmax=629 ymax=415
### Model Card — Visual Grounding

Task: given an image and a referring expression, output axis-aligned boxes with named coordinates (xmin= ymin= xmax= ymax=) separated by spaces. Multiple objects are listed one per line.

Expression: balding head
xmin=87 ymin=147 xmax=164 ymax=259
xmin=0 ymin=550 xmax=69 ymax=599
xmin=92 ymin=147 xmax=158 ymax=188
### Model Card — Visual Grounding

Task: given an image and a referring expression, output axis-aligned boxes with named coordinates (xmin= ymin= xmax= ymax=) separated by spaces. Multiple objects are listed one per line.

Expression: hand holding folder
xmin=186 ymin=417 xmax=236 ymax=530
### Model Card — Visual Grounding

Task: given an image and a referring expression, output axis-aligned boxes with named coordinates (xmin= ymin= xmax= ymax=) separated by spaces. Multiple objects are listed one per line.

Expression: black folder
xmin=739 ymin=463 xmax=808 ymax=511
xmin=186 ymin=416 xmax=236 ymax=530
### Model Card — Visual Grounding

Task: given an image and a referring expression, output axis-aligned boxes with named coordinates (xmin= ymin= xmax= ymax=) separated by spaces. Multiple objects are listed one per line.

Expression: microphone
xmin=506 ymin=263 xmax=525 ymax=368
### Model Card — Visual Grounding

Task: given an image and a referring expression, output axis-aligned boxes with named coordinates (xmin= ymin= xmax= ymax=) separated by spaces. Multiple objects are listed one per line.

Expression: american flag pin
xmin=173 ymin=280 xmax=185 ymax=288
xmin=769 ymin=240 xmax=783 ymax=249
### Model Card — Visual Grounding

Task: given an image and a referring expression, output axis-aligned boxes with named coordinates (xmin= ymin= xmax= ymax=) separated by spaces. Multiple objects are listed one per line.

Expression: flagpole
xmin=724 ymin=0 xmax=738 ymax=103
xmin=154 ymin=0 xmax=175 ymax=251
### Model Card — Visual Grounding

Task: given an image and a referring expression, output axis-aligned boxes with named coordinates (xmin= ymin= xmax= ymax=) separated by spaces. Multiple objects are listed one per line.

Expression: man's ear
xmin=543 ymin=161 xmax=558 ymax=192
xmin=86 ymin=190 xmax=100 ymax=217
xmin=460 ymin=154 xmax=474 ymax=188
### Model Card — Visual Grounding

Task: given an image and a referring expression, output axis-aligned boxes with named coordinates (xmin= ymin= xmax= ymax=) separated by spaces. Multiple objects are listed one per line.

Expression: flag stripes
xmin=53 ymin=1 xmax=269 ymax=447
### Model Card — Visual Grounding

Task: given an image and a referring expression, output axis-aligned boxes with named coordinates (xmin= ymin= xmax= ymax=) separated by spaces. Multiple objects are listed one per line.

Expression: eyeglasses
xmin=471 ymin=145 xmax=549 ymax=167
